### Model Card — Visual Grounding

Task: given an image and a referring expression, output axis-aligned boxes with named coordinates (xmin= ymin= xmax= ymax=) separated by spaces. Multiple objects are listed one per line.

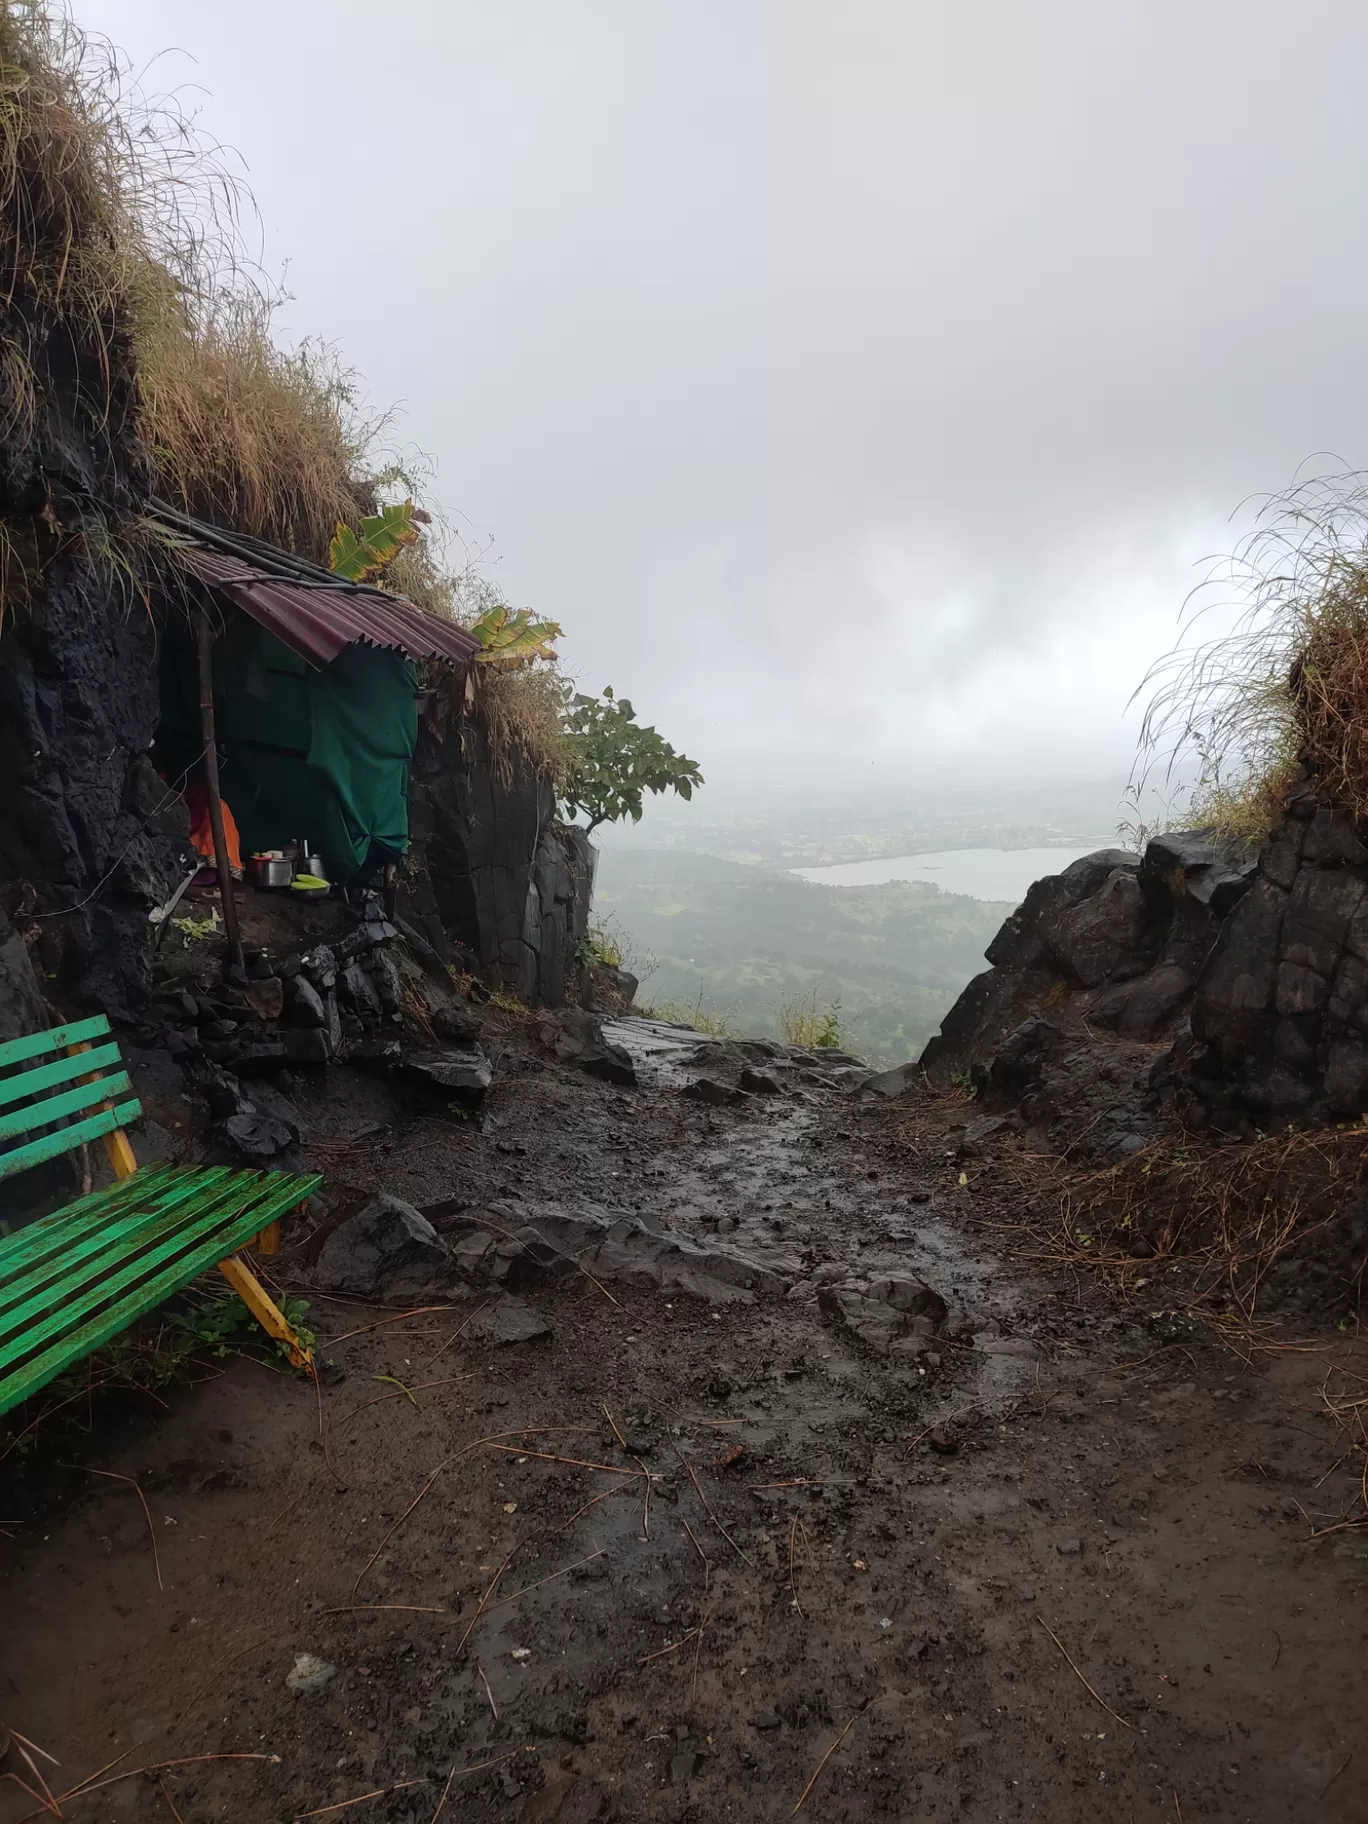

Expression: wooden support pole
xmin=195 ymin=609 xmax=245 ymax=972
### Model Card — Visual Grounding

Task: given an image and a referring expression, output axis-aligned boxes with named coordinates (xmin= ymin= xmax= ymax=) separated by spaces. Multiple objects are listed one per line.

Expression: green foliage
xmin=0 ymin=1289 xmax=314 ymax=1456
xmin=561 ymin=687 xmax=703 ymax=832
xmin=780 ymin=989 xmax=843 ymax=1049
xmin=470 ymin=602 xmax=564 ymax=666
xmin=328 ymin=500 xmax=420 ymax=582
xmin=641 ymin=992 xmax=734 ymax=1037
xmin=577 ymin=924 xmax=624 ymax=969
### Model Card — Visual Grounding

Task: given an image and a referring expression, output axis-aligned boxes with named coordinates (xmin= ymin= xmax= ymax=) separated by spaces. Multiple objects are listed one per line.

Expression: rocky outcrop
xmin=0 ymin=287 xmax=191 ymax=1020
xmin=407 ymin=704 xmax=594 ymax=1008
xmin=919 ymin=802 xmax=1368 ymax=1132
xmin=1184 ymin=789 xmax=1368 ymax=1126
xmin=920 ymin=831 xmax=1256 ymax=1082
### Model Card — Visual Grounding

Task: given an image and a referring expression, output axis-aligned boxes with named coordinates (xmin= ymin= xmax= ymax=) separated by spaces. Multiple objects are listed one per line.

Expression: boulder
xmin=244 ymin=977 xmax=285 ymax=1021
xmin=285 ymin=976 xmax=327 ymax=1028
xmin=398 ymin=1046 xmax=493 ymax=1103
xmin=818 ymin=1274 xmax=947 ymax=1356
xmin=313 ymin=1193 xmax=452 ymax=1298
xmin=681 ymin=1076 xmax=746 ymax=1107
xmin=538 ymin=1008 xmax=637 ymax=1087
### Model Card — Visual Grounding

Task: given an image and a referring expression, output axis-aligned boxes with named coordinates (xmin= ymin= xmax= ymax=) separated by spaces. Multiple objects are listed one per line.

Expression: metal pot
xmin=248 ymin=855 xmax=295 ymax=889
xmin=300 ymin=853 xmax=326 ymax=880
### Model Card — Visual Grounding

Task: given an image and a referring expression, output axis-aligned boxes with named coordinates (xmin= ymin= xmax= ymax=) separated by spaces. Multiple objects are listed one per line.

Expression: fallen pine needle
xmin=673 ymin=1445 xmax=755 ymax=1568
xmin=484 ymin=1550 xmax=607 ymax=1616
xmin=547 ymin=1477 xmax=637 ymax=1536
xmin=477 ymin=1659 xmax=499 ymax=1721
xmin=792 ymin=1712 xmax=861 ymax=1814
xmin=293 ymin=1777 xmax=429 ymax=1819
xmin=455 ymin=1544 xmax=521 ymax=1654
xmin=481 ymin=1443 xmax=629 ymax=1475
xmin=79 ymin=1467 xmax=163 ymax=1592
xmin=1036 ymin=1617 xmax=1134 ymax=1730
xmin=61 ymin=1753 xmax=279 ymax=1804
xmin=158 ymin=1778 xmax=186 ymax=1822
xmin=353 ymin=1428 xmax=592 ymax=1589
xmin=429 ymin=1752 xmax=519 ymax=1819
xmin=639 ymin=1628 xmax=701 ymax=1665
xmin=323 ymin=1604 xmax=446 ymax=1617
xmin=328 ymin=1305 xmax=458 ymax=1346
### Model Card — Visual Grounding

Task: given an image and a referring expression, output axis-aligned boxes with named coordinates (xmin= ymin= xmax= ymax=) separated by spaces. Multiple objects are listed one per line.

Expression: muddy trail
xmin=3 ymin=1017 xmax=1367 ymax=1823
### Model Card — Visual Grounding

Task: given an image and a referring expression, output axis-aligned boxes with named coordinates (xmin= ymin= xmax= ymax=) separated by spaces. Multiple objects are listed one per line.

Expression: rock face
xmin=920 ymin=832 xmax=1257 ymax=1082
xmin=407 ymin=707 xmax=595 ymax=1008
xmin=918 ymin=801 xmax=1368 ymax=1129
xmin=1185 ymin=790 xmax=1368 ymax=1125
xmin=0 ymin=291 xmax=191 ymax=1019
xmin=538 ymin=1008 xmax=637 ymax=1087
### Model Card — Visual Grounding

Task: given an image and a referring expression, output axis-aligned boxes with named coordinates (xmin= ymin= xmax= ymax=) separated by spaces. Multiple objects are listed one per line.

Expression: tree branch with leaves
xmin=560 ymin=687 xmax=703 ymax=832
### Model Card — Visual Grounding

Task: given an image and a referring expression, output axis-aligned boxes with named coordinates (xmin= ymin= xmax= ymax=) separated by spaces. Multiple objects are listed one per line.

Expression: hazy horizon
xmin=83 ymin=0 xmax=1368 ymax=796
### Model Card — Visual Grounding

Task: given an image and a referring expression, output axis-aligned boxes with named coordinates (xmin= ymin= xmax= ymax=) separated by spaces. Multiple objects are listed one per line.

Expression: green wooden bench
xmin=0 ymin=1014 xmax=320 ymax=1418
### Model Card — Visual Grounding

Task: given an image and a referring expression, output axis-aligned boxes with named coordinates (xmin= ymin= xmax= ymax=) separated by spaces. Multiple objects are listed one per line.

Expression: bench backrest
xmin=0 ymin=1016 xmax=143 ymax=1183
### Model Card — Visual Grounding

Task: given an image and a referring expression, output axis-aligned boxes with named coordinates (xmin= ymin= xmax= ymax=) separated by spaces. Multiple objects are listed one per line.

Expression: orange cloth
xmin=184 ymin=782 xmax=243 ymax=873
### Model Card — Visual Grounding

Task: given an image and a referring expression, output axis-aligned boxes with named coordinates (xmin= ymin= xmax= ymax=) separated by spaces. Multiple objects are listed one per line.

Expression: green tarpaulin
xmin=159 ymin=619 xmax=419 ymax=881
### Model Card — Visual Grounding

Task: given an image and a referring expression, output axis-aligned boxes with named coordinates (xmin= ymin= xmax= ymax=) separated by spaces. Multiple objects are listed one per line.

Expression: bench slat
xmin=0 ymin=1171 xmax=320 ymax=1414
xmin=0 ymin=1163 xmax=207 ymax=1274
xmin=0 ymin=1099 xmax=143 ymax=1182
xmin=0 ymin=1042 xmax=124 ymax=1112
xmin=0 ymin=1168 xmax=254 ymax=1335
xmin=0 ymin=1071 xmax=132 ymax=1144
xmin=0 ymin=1016 xmax=111 ymax=1071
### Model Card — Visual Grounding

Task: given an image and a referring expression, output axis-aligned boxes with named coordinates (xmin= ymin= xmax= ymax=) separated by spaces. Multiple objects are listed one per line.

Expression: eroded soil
xmin=3 ymin=1019 xmax=1368 ymax=1822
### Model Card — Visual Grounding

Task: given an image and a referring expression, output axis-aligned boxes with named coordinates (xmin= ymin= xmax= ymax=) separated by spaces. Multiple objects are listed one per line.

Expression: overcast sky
xmin=86 ymin=0 xmax=1368 ymax=796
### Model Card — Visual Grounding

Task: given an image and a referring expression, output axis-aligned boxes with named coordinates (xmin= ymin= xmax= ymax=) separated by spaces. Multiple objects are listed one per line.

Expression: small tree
xmin=560 ymin=687 xmax=703 ymax=832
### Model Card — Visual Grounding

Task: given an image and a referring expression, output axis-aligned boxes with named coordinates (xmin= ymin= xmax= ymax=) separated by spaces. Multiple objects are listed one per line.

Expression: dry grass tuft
xmin=990 ymin=1125 xmax=1368 ymax=1326
xmin=136 ymin=289 xmax=375 ymax=561
xmin=1134 ymin=467 xmax=1368 ymax=842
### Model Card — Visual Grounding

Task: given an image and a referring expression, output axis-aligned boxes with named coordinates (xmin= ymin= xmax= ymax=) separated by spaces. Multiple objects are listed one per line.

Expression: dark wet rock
xmin=406 ymin=710 xmax=595 ymax=1008
xmin=921 ymin=833 xmax=1255 ymax=1083
xmin=398 ymin=1046 xmax=493 ymax=1103
xmin=339 ymin=959 xmax=383 ymax=1025
xmin=0 ymin=908 xmax=46 ymax=1044
xmin=368 ymin=946 xmax=402 ymax=1015
xmin=464 ymin=1295 xmax=551 ymax=1346
xmin=285 ymin=976 xmax=327 ymax=1028
xmin=431 ymin=1004 xmax=483 ymax=1044
xmin=818 ymin=1273 xmax=948 ymax=1356
xmin=313 ymin=1193 xmax=452 ymax=1298
xmin=959 ymin=1113 xmax=1013 ymax=1154
xmin=738 ymin=1068 xmax=784 ymax=1096
xmin=217 ymin=1074 xmax=302 ymax=1162
xmin=283 ymin=1028 xmax=333 ymax=1064
xmin=863 ymin=1060 xmax=922 ymax=1099
xmin=588 ymin=962 xmax=638 ymax=1014
xmin=1036 ymin=865 xmax=1149 ymax=987
xmin=446 ymin=1202 xmax=787 ymax=1305
xmin=681 ymin=1075 xmax=745 ymax=1107
xmin=539 ymin=1008 xmax=636 ymax=1087
xmin=244 ymin=977 xmax=284 ymax=1022
xmin=301 ymin=944 xmax=337 ymax=991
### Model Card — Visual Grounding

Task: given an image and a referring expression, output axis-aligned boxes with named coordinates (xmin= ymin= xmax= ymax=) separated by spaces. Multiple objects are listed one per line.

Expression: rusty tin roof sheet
xmin=182 ymin=546 xmax=479 ymax=669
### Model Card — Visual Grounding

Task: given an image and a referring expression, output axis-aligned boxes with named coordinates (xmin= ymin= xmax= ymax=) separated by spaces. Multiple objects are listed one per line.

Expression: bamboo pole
xmin=195 ymin=609 xmax=245 ymax=971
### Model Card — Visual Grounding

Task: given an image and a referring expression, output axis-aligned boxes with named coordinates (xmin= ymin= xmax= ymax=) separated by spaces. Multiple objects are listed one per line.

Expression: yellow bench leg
xmin=217 ymin=1254 xmax=314 ymax=1371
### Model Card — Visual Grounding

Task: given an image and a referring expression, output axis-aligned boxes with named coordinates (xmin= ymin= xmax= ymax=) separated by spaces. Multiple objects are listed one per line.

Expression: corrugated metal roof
xmin=181 ymin=546 xmax=479 ymax=669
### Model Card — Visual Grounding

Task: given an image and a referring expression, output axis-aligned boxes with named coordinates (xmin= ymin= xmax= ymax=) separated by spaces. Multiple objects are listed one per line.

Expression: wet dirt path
xmin=3 ymin=1020 xmax=1368 ymax=1822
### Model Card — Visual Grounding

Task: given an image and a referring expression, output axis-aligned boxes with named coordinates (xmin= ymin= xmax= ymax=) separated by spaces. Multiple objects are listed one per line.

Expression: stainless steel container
xmin=248 ymin=855 xmax=294 ymax=888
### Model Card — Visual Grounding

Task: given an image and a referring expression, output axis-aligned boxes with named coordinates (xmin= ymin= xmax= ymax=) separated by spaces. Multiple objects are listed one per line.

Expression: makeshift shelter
xmin=151 ymin=504 xmax=478 ymax=890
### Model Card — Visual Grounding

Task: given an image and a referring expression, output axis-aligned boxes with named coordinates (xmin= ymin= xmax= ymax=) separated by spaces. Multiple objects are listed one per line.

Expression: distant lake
xmin=791 ymin=845 xmax=1102 ymax=903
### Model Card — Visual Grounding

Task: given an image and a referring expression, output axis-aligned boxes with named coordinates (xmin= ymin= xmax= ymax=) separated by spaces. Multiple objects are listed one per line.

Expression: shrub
xmin=1134 ymin=468 xmax=1368 ymax=840
xmin=779 ymin=989 xmax=843 ymax=1049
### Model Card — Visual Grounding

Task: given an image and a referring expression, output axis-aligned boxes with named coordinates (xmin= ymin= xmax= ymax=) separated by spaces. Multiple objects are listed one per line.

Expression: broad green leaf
xmin=328 ymin=500 xmax=421 ymax=582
